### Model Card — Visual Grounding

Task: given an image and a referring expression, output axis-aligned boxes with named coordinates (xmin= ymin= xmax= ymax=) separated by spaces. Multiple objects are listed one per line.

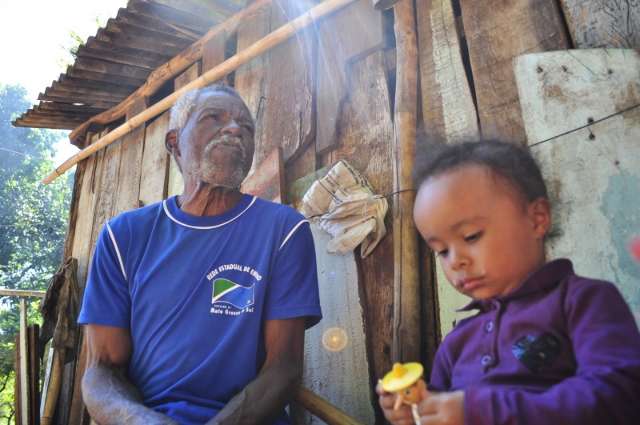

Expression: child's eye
xmin=436 ymin=249 xmax=449 ymax=258
xmin=464 ymin=231 xmax=483 ymax=243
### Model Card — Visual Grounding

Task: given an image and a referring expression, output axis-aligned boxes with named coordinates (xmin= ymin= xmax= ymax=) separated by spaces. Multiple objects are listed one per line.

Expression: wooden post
xmin=28 ymin=325 xmax=40 ymax=425
xmin=391 ymin=0 xmax=421 ymax=363
xmin=19 ymin=299 xmax=29 ymax=425
xmin=14 ymin=335 xmax=21 ymax=425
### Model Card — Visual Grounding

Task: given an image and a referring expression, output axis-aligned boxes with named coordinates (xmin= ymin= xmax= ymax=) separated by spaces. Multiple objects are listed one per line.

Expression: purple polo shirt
xmin=430 ymin=259 xmax=640 ymax=425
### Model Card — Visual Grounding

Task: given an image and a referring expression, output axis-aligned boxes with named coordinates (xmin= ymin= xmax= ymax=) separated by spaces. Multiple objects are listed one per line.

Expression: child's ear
xmin=529 ymin=198 xmax=551 ymax=238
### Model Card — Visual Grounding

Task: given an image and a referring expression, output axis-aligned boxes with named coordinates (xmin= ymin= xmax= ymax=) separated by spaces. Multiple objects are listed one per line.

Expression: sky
xmin=0 ymin=0 xmax=128 ymax=163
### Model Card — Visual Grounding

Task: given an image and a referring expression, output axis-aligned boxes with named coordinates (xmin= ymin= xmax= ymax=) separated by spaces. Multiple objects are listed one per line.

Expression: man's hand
xmin=82 ymin=325 xmax=178 ymax=425
xmin=416 ymin=390 xmax=464 ymax=425
xmin=206 ymin=318 xmax=306 ymax=425
xmin=376 ymin=380 xmax=421 ymax=425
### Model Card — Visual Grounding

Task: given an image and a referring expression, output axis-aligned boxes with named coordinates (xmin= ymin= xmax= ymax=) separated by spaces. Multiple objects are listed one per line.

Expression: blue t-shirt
xmin=78 ymin=194 xmax=322 ymax=425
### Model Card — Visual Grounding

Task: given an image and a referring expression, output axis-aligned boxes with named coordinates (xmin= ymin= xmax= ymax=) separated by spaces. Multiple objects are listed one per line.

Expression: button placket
xmin=485 ymin=320 xmax=494 ymax=333
xmin=480 ymin=301 xmax=503 ymax=372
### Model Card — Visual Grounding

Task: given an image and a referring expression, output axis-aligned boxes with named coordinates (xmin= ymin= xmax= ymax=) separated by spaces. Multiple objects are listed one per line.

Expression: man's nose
xmin=221 ymin=119 xmax=241 ymax=137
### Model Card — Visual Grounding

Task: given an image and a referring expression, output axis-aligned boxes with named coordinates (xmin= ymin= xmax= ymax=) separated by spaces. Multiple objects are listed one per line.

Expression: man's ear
xmin=165 ymin=129 xmax=179 ymax=156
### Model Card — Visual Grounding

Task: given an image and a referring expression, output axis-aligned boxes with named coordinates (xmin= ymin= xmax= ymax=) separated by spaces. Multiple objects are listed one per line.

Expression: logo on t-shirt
xmin=212 ymin=278 xmax=255 ymax=309
xmin=207 ymin=263 xmax=262 ymax=316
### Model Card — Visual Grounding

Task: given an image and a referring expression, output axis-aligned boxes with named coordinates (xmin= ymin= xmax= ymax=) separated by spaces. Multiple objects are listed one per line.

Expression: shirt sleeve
xmin=77 ymin=222 xmax=131 ymax=328
xmin=264 ymin=218 xmax=322 ymax=328
xmin=463 ymin=281 xmax=640 ymax=425
xmin=429 ymin=343 xmax=453 ymax=392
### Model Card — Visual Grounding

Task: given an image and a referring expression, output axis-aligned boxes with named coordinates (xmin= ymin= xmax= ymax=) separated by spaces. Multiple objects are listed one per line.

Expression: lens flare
xmin=322 ymin=327 xmax=348 ymax=352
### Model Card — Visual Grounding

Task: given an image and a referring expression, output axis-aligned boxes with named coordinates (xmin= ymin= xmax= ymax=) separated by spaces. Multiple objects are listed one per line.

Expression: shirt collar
xmin=458 ymin=259 xmax=574 ymax=312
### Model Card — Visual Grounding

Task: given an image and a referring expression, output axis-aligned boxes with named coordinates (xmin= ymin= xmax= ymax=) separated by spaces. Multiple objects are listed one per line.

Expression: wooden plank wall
xmin=415 ymin=0 xmax=640 ymax=341
xmin=56 ymin=1 xmax=640 ymax=423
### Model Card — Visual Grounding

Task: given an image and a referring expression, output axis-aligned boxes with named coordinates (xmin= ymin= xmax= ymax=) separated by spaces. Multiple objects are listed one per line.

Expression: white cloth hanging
xmin=301 ymin=160 xmax=388 ymax=258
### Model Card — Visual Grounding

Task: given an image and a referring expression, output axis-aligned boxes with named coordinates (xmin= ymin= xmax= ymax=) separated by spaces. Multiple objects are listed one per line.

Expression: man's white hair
xmin=168 ymin=84 xmax=247 ymax=132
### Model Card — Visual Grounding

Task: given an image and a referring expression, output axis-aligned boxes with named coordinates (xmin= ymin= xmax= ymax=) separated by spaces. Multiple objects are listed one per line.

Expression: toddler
xmin=378 ymin=140 xmax=640 ymax=425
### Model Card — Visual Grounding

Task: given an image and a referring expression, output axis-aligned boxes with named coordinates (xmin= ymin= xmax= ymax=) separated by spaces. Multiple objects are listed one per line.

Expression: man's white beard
xmin=194 ymin=135 xmax=247 ymax=188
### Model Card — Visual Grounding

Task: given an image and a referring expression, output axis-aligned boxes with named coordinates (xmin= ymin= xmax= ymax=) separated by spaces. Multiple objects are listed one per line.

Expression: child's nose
xmin=449 ymin=248 xmax=469 ymax=270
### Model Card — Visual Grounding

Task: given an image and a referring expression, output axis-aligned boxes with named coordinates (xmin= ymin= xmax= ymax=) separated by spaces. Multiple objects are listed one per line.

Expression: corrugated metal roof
xmin=12 ymin=0 xmax=246 ymax=130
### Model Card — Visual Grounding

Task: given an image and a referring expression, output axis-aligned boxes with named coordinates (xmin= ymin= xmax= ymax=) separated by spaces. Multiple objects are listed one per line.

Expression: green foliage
xmin=0 ymin=84 xmax=73 ymax=423
xmin=0 ymin=371 xmax=15 ymax=424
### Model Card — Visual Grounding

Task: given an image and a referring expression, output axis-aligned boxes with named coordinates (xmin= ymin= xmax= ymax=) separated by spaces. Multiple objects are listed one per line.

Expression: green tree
xmin=0 ymin=84 xmax=73 ymax=423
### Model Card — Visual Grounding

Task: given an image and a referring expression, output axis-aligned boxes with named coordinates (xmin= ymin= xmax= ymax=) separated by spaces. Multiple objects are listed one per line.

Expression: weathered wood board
xmin=315 ymin=0 xmax=385 ymax=153
xmin=417 ymin=0 xmax=478 ymax=142
xmin=256 ymin=0 xmax=315 ymax=164
xmin=560 ymin=0 xmax=640 ymax=48
xmin=71 ymin=129 xmax=124 ymax=425
xmin=235 ymin=0 xmax=316 ymax=168
xmin=114 ymin=98 xmax=147 ymax=214
xmin=202 ymin=32 xmax=227 ymax=78
xmin=240 ymin=147 xmax=284 ymax=202
xmin=64 ymin=132 xmax=105 ymax=425
xmin=139 ymin=111 xmax=170 ymax=206
xmin=88 ymin=139 xmax=122 ymax=255
xmin=70 ymin=134 xmax=102 ymax=287
xmin=284 ymin=138 xmax=317 ymax=209
xmin=299 ymin=224 xmax=375 ymax=425
xmin=416 ymin=0 xmax=476 ymax=337
xmin=322 ymin=49 xmax=394 ymax=389
xmin=168 ymin=62 xmax=201 ymax=197
xmin=515 ymin=49 xmax=640 ymax=324
xmin=234 ymin=0 xmax=270 ymax=148
xmin=459 ymin=0 xmax=569 ymax=143
xmin=327 ymin=50 xmax=393 ymax=195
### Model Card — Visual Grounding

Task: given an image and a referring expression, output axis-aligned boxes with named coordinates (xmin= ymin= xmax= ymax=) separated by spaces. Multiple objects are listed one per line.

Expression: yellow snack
xmin=382 ymin=362 xmax=426 ymax=411
xmin=382 ymin=362 xmax=423 ymax=393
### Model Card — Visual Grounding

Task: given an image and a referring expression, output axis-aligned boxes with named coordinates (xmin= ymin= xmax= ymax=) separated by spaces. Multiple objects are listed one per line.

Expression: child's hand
xmin=376 ymin=380 xmax=417 ymax=425
xmin=416 ymin=390 xmax=464 ymax=425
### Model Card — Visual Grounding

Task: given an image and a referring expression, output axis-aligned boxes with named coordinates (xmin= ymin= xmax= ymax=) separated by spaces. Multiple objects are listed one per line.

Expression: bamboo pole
xmin=43 ymin=0 xmax=358 ymax=185
xmin=0 ymin=289 xmax=46 ymax=298
xmin=295 ymin=387 xmax=364 ymax=425
xmin=67 ymin=0 xmax=273 ymax=146
xmin=40 ymin=350 xmax=62 ymax=425
xmin=391 ymin=0 xmax=421 ymax=362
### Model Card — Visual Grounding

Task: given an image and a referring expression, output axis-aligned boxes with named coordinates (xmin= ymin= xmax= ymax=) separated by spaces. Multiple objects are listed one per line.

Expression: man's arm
xmin=81 ymin=325 xmax=178 ymax=425
xmin=207 ymin=317 xmax=306 ymax=425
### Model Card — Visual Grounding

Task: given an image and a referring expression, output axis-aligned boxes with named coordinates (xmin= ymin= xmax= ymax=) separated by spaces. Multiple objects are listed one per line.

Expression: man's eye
xmin=464 ymin=232 xmax=483 ymax=243
xmin=201 ymin=113 xmax=221 ymax=122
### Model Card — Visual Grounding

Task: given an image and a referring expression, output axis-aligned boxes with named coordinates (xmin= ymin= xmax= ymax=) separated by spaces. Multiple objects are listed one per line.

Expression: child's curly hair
xmin=413 ymin=137 xmax=548 ymax=205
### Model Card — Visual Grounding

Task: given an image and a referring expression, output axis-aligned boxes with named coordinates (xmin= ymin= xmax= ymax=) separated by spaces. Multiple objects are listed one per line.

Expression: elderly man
xmin=78 ymin=85 xmax=322 ymax=425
